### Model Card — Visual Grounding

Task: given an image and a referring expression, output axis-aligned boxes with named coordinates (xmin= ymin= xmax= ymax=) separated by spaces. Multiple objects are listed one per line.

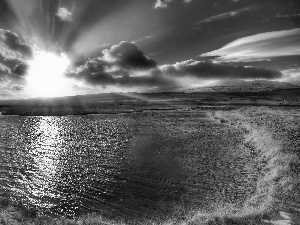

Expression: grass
xmin=203 ymin=106 xmax=300 ymax=225
xmin=0 ymin=203 xmax=120 ymax=225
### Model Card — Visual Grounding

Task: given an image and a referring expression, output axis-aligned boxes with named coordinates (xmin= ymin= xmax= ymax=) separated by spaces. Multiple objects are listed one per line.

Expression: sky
xmin=0 ymin=0 xmax=299 ymax=98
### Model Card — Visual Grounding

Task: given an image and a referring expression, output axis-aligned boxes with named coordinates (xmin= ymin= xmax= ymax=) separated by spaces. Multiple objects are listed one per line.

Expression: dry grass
xmin=200 ymin=107 xmax=300 ymax=225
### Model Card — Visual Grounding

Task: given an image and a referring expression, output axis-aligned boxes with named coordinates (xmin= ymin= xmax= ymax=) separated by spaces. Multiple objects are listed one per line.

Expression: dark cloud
xmin=68 ymin=57 xmax=173 ymax=88
xmin=1 ymin=29 xmax=32 ymax=57
xmin=68 ymin=41 xmax=166 ymax=87
xmin=0 ymin=29 xmax=32 ymax=79
xmin=13 ymin=63 xmax=28 ymax=77
xmin=103 ymin=41 xmax=156 ymax=70
xmin=160 ymin=60 xmax=282 ymax=80
xmin=69 ymin=59 xmax=115 ymax=85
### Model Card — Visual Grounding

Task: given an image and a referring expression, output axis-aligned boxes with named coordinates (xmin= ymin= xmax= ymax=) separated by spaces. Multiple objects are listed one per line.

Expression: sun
xmin=26 ymin=51 xmax=71 ymax=98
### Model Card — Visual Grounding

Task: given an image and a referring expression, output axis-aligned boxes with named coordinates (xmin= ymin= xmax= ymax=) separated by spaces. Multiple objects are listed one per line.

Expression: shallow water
xmin=0 ymin=112 xmax=260 ymax=221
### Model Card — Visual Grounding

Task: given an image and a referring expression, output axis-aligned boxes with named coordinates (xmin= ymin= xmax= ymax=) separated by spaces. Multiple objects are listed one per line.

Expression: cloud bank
xmin=160 ymin=60 xmax=282 ymax=80
xmin=201 ymin=28 xmax=300 ymax=62
xmin=68 ymin=41 xmax=282 ymax=89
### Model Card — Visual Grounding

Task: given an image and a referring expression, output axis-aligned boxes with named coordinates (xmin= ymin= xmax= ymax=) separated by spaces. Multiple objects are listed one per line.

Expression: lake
xmin=0 ymin=112 xmax=260 ymax=222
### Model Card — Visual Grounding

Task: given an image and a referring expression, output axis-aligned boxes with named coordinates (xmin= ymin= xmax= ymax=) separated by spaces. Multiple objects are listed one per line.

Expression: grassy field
xmin=198 ymin=106 xmax=300 ymax=225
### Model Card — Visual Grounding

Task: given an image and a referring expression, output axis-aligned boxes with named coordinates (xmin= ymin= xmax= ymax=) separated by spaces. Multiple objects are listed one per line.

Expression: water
xmin=0 ymin=112 xmax=261 ymax=222
xmin=0 ymin=114 xmax=187 ymax=219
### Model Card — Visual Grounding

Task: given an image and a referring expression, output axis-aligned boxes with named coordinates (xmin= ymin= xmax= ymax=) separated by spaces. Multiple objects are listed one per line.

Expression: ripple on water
xmin=0 ymin=115 xmax=185 ymax=219
xmin=0 ymin=112 xmax=261 ymax=222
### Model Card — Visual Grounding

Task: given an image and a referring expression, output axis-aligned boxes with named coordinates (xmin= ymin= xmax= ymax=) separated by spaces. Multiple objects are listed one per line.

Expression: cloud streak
xmin=200 ymin=28 xmax=300 ymax=62
xmin=183 ymin=0 xmax=193 ymax=3
xmin=196 ymin=6 xmax=259 ymax=24
xmin=154 ymin=0 xmax=193 ymax=9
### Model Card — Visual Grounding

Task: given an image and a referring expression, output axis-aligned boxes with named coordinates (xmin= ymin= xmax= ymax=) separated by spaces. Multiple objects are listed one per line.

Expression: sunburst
xmin=26 ymin=51 xmax=71 ymax=98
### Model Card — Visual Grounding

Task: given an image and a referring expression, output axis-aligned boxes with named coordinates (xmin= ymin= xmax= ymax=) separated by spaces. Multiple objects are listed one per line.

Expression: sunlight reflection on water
xmin=24 ymin=117 xmax=61 ymax=207
xmin=32 ymin=117 xmax=59 ymax=178
xmin=12 ymin=115 xmax=130 ymax=216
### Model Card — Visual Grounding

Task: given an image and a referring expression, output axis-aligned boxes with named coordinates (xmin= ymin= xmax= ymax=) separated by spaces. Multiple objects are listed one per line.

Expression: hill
xmin=184 ymin=80 xmax=299 ymax=92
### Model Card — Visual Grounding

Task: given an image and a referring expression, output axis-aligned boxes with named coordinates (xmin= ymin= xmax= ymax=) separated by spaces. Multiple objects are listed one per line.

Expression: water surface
xmin=0 ymin=112 xmax=259 ymax=221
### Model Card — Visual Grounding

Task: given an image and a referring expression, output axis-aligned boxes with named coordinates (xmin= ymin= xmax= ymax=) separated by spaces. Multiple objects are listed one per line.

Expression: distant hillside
xmin=184 ymin=80 xmax=300 ymax=92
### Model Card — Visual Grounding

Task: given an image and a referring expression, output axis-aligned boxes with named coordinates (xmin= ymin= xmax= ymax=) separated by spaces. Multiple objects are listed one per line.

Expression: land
xmin=0 ymin=87 xmax=300 ymax=225
xmin=0 ymin=88 xmax=299 ymax=116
